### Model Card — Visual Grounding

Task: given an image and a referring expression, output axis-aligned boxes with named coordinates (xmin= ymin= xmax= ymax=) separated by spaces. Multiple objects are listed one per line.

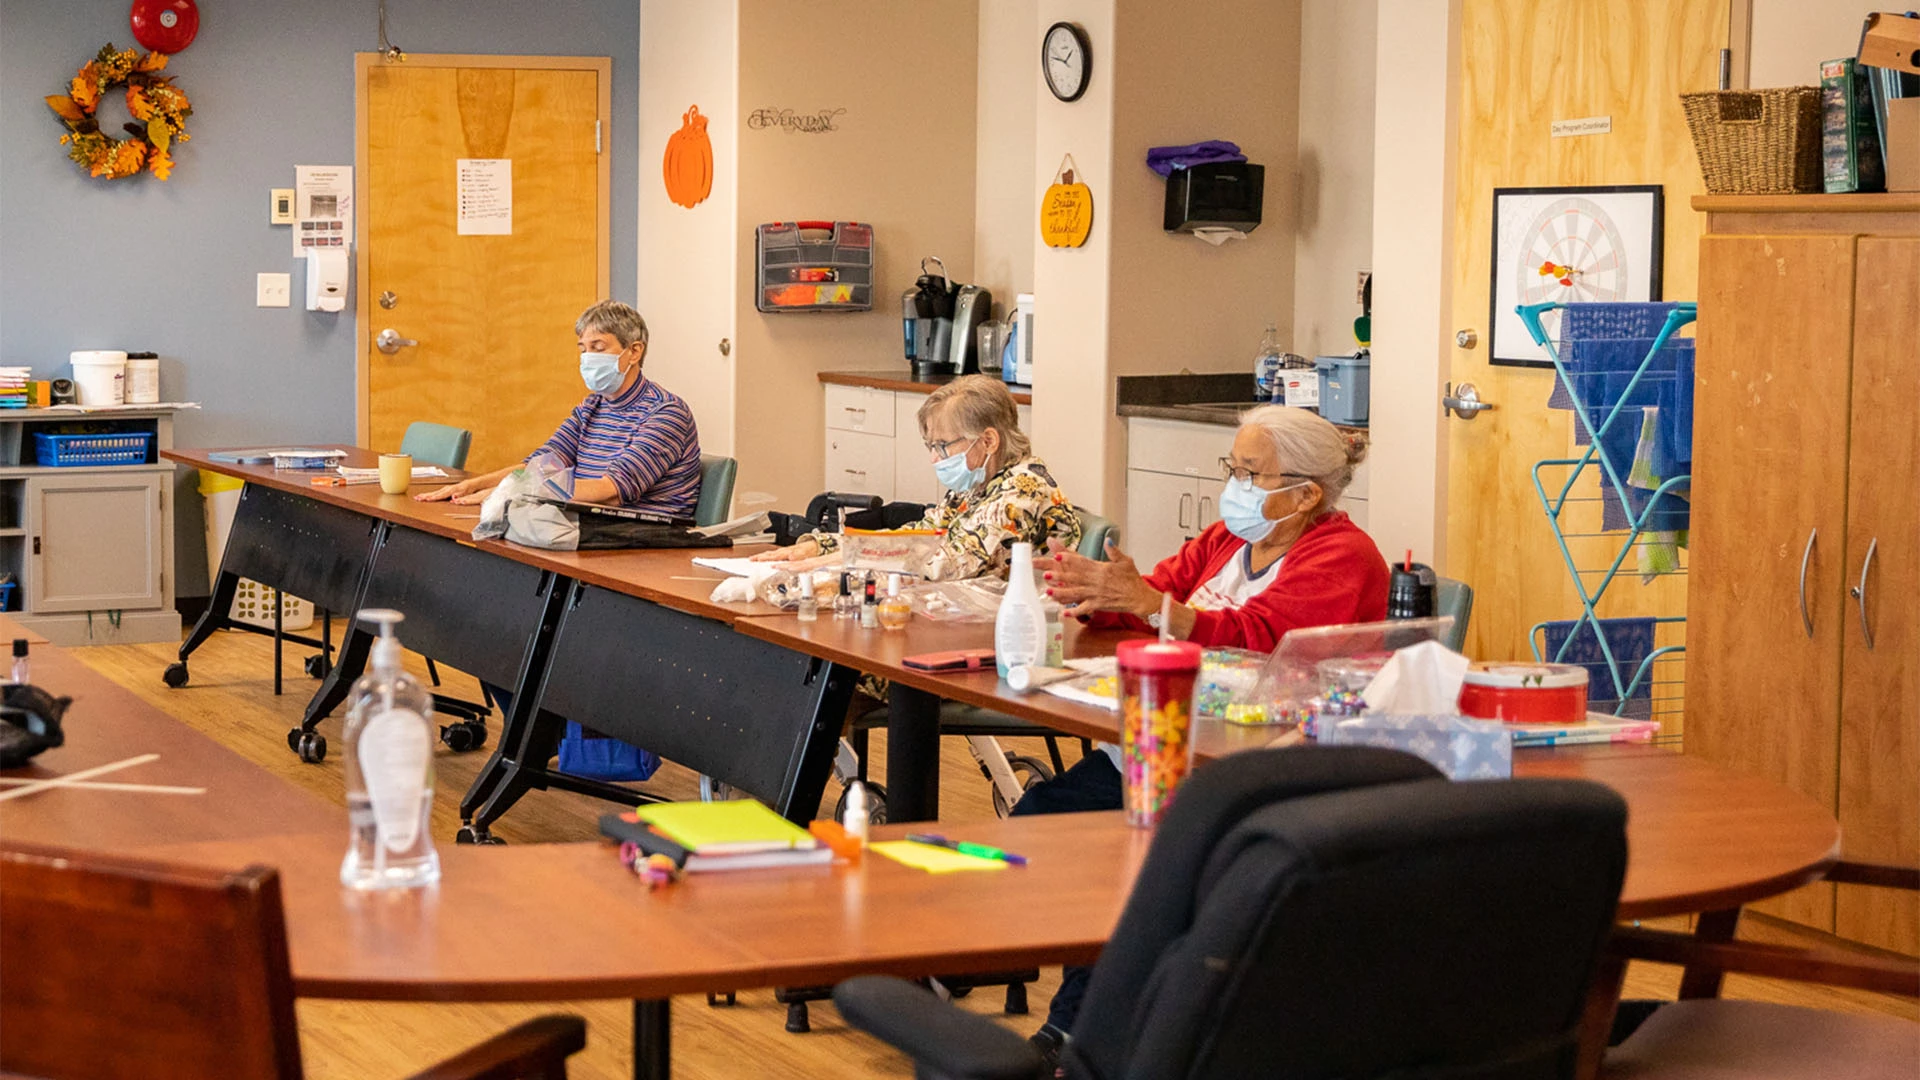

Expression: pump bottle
xmin=994 ymin=542 xmax=1049 ymax=679
xmin=340 ymin=609 xmax=441 ymax=889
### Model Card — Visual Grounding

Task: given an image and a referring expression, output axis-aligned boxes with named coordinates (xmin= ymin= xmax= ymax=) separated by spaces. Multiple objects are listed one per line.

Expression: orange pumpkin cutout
xmin=663 ymin=105 xmax=713 ymax=208
xmin=1040 ymin=154 xmax=1093 ymax=248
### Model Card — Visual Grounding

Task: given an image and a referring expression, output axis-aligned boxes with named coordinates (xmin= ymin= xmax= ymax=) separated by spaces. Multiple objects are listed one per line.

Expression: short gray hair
xmin=575 ymin=300 xmax=649 ymax=348
xmin=1238 ymin=404 xmax=1368 ymax=511
xmin=918 ymin=375 xmax=1031 ymax=464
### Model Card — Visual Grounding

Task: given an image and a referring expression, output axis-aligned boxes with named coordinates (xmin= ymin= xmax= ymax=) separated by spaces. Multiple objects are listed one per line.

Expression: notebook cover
xmin=634 ymin=799 xmax=818 ymax=855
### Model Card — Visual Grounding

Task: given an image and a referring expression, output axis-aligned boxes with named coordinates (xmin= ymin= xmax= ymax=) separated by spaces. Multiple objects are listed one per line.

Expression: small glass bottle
xmin=860 ymin=573 xmax=880 ymax=628
xmin=340 ymin=609 xmax=441 ymax=890
xmin=834 ymin=573 xmax=857 ymax=619
xmin=878 ymin=574 xmax=911 ymax=631
xmin=9 ymin=639 xmax=27 ymax=685
xmin=795 ymin=573 xmax=819 ymax=622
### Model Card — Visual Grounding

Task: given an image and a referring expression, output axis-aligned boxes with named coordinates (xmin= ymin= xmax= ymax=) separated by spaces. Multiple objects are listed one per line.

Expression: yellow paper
xmin=871 ymin=840 xmax=1009 ymax=874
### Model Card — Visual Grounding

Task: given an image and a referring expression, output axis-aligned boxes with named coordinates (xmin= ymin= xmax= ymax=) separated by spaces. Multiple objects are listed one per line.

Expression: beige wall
xmin=975 ymin=0 xmax=1039 ymax=311
xmin=1292 ymin=0 xmax=1376 ymax=359
xmin=638 ymin=0 xmax=739 ymax=460
xmin=1748 ymin=0 xmax=1874 ymax=87
xmin=732 ymin=0 xmax=980 ymax=509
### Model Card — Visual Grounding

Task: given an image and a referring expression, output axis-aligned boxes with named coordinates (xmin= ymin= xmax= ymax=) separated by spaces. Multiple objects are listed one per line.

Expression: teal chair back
xmin=695 ymin=455 xmax=737 ymax=528
xmin=1436 ymin=577 xmax=1474 ymax=653
xmin=1075 ymin=509 xmax=1117 ymax=561
xmin=399 ymin=421 xmax=472 ymax=471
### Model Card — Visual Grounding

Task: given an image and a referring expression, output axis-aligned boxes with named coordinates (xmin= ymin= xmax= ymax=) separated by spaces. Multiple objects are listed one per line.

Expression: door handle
xmin=1442 ymin=382 xmax=1495 ymax=420
xmin=1178 ymin=492 xmax=1192 ymax=529
xmin=1197 ymin=495 xmax=1213 ymax=528
xmin=1797 ymin=527 xmax=1817 ymax=638
xmin=1850 ymin=537 xmax=1878 ymax=650
xmin=375 ymin=328 xmax=418 ymax=355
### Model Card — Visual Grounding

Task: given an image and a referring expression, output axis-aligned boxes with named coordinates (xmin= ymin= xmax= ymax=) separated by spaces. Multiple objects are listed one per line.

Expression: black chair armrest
xmin=405 ymin=1015 xmax=588 ymax=1080
xmin=833 ymin=976 xmax=1048 ymax=1080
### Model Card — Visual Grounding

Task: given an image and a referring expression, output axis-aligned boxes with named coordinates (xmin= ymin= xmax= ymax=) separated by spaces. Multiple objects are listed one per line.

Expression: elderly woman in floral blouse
xmin=753 ymin=375 xmax=1080 ymax=579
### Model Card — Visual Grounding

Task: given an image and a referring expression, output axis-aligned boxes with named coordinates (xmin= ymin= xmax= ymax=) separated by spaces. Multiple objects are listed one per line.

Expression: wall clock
xmin=1043 ymin=22 xmax=1091 ymax=103
xmin=1489 ymin=185 xmax=1663 ymax=367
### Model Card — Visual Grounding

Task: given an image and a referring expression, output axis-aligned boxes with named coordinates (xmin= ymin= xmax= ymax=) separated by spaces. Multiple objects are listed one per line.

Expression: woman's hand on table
xmin=1042 ymin=537 xmax=1160 ymax=618
xmin=415 ymin=477 xmax=488 ymax=505
xmin=750 ymin=538 xmax=822 ymax=563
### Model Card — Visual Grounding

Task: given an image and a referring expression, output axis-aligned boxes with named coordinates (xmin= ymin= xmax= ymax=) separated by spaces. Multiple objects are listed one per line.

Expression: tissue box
xmin=1319 ymin=714 xmax=1513 ymax=780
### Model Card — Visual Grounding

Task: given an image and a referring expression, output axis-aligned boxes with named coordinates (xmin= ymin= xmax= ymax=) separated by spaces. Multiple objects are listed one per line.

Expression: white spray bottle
xmin=340 ymin=608 xmax=441 ymax=889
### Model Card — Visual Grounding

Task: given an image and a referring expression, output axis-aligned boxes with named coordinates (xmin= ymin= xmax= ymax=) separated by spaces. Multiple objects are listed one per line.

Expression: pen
xmin=906 ymin=833 xmax=1028 ymax=866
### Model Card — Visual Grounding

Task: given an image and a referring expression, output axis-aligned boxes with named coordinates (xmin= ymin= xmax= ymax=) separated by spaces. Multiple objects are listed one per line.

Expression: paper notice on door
xmin=456 ymin=159 xmax=512 ymax=235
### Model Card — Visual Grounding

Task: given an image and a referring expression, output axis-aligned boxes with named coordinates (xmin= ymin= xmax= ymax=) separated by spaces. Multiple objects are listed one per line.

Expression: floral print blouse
xmin=813 ymin=455 xmax=1082 ymax=581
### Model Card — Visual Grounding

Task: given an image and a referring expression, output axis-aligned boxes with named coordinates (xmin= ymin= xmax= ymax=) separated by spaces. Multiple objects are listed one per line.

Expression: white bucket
xmin=70 ymin=350 xmax=127 ymax=406
xmin=126 ymin=357 xmax=159 ymax=404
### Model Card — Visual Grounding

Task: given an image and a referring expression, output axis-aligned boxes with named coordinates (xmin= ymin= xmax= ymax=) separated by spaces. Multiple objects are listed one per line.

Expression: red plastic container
xmin=1117 ymin=640 xmax=1202 ymax=828
xmin=1458 ymin=663 xmax=1589 ymax=724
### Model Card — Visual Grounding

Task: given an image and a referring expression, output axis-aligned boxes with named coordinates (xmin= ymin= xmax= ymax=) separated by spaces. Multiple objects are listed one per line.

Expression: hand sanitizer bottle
xmin=994 ymin=542 xmax=1048 ymax=679
xmin=340 ymin=609 xmax=441 ymax=890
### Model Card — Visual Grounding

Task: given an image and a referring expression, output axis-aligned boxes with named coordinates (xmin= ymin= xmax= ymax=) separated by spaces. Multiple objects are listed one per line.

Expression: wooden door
xmin=1836 ymin=236 xmax=1920 ymax=955
xmin=1687 ymin=233 xmax=1859 ymax=931
xmin=357 ymin=55 xmax=610 ymax=473
xmin=27 ymin=472 xmax=165 ymax=614
xmin=1444 ymin=0 xmax=1721 ymax=665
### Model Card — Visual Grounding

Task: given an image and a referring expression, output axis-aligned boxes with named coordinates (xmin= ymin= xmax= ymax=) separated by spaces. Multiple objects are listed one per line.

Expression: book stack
xmin=0 ymin=368 xmax=29 ymax=410
xmin=599 ymin=799 xmax=831 ymax=872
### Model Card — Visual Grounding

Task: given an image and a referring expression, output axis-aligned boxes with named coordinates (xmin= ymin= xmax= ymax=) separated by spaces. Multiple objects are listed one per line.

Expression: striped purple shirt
xmin=531 ymin=374 xmax=702 ymax=518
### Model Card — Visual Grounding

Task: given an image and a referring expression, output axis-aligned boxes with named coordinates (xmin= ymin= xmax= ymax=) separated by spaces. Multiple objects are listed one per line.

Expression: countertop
xmin=1114 ymin=372 xmax=1367 ymax=433
xmin=818 ymin=370 xmax=1033 ymax=405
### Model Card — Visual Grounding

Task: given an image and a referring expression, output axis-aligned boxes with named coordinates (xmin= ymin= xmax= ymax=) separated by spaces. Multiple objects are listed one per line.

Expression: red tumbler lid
xmin=1116 ymin=639 xmax=1202 ymax=673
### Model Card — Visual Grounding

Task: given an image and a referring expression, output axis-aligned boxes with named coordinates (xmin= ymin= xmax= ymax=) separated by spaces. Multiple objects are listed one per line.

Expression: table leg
xmin=1677 ymin=907 xmax=1740 ymax=999
xmin=633 ymin=998 xmax=670 ymax=1080
xmin=886 ymin=683 xmax=942 ymax=822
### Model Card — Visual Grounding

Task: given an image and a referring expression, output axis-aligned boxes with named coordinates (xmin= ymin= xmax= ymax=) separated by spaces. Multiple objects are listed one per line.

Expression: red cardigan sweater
xmin=1086 ymin=512 xmax=1389 ymax=652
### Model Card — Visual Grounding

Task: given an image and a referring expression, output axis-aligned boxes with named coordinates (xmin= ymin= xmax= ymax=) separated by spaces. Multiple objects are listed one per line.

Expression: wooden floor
xmin=71 ymin=628 xmax=1916 ymax=1078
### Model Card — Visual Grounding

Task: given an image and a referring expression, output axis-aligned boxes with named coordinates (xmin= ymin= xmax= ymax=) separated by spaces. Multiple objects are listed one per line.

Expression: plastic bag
xmin=472 ymin=452 xmax=574 ymax=541
xmin=1226 ymin=616 xmax=1457 ymax=727
xmin=838 ymin=528 xmax=946 ymax=578
xmin=898 ymin=577 xmax=1006 ymax=622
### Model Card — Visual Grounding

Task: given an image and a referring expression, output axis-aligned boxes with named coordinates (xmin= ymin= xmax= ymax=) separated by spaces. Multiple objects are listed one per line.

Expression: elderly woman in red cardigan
xmin=1016 ymin=403 xmax=1389 ymax=1065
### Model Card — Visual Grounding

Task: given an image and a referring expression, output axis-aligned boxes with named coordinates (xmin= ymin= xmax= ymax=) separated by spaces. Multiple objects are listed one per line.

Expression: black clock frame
xmin=1042 ymin=21 xmax=1092 ymax=103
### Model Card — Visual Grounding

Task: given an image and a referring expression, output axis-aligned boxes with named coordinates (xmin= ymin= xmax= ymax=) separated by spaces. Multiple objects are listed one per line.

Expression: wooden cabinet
xmin=1688 ymin=197 xmax=1919 ymax=955
xmin=821 ymin=381 xmax=1032 ymax=508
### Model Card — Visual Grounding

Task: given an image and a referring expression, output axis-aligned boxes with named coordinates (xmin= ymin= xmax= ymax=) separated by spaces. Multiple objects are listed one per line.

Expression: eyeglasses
xmin=1218 ymin=457 xmax=1308 ymax=487
xmin=925 ymin=435 xmax=978 ymax=458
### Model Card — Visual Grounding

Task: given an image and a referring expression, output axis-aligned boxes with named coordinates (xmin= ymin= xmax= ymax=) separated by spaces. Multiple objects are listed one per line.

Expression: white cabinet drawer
xmin=1125 ymin=469 xmax=1203 ymax=571
xmin=1126 ymin=417 xmax=1234 ymax=479
xmin=825 ymin=430 xmax=895 ymax=501
xmin=1346 ymin=459 xmax=1370 ymax=501
xmin=825 ymin=384 xmax=895 ymax=436
xmin=1016 ymin=402 xmax=1032 ymax=436
xmin=893 ymin=392 xmax=927 ymax=445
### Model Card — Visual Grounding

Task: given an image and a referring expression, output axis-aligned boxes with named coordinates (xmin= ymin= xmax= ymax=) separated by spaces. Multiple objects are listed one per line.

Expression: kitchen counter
xmin=1114 ymin=372 xmax=1364 ymax=430
xmin=818 ymin=369 xmax=1033 ymax=405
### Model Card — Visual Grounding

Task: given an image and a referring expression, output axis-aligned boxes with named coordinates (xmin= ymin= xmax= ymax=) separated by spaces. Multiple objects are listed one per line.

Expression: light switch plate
xmin=257 ymin=272 xmax=291 ymax=307
xmin=270 ymin=187 xmax=295 ymax=225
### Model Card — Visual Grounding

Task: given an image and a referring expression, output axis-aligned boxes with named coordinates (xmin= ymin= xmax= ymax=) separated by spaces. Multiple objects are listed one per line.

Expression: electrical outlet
xmin=257 ymin=272 xmax=291 ymax=307
xmin=1356 ymin=270 xmax=1371 ymax=307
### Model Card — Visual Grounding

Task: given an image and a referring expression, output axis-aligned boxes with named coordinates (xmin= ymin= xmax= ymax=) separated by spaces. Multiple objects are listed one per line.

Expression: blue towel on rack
xmin=1541 ymin=617 xmax=1656 ymax=719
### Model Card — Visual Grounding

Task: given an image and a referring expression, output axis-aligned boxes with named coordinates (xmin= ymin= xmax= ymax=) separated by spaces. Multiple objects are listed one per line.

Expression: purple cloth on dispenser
xmin=1146 ymin=140 xmax=1246 ymax=177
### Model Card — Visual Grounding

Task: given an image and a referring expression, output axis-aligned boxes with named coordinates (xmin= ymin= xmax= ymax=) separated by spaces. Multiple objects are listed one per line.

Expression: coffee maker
xmin=901 ymin=256 xmax=991 ymax=377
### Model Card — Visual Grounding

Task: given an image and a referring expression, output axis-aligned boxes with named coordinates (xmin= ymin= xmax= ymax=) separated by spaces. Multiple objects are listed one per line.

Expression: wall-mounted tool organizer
xmin=755 ymin=221 xmax=875 ymax=313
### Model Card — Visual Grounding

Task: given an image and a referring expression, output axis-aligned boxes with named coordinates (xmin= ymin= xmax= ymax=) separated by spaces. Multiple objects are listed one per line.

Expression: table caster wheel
xmin=455 ymin=825 xmax=505 ymax=845
xmin=304 ymin=654 xmax=331 ymax=680
xmin=440 ymin=719 xmax=487 ymax=753
xmin=1004 ymin=980 xmax=1028 ymax=1014
xmin=162 ymin=663 xmax=189 ymax=688
xmin=294 ymin=730 xmax=327 ymax=764
xmin=833 ymin=783 xmax=889 ymax=827
xmin=286 ymin=727 xmax=304 ymax=753
xmin=784 ymin=1000 xmax=810 ymax=1034
xmin=706 ymin=992 xmax=736 ymax=1008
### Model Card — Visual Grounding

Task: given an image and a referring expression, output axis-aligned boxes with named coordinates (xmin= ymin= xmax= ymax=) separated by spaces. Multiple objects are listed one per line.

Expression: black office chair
xmin=835 ymin=746 xmax=1629 ymax=1080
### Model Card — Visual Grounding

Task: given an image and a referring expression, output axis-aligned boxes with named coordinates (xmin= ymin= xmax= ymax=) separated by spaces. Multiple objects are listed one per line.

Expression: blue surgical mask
xmin=1218 ymin=477 xmax=1309 ymax=543
xmin=933 ymin=439 xmax=987 ymax=493
xmin=579 ymin=351 xmax=624 ymax=395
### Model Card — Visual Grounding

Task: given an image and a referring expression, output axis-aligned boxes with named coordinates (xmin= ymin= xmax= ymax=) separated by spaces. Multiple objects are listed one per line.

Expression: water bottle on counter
xmin=1254 ymin=323 xmax=1284 ymax=402
xmin=994 ymin=542 xmax=1049 ymax=679
xmin=340 ymin=609 xmax=441 ymax=890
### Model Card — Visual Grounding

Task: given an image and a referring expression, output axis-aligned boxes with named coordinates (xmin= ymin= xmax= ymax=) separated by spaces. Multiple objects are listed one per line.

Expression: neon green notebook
xmin=634 ymin=799 xmax=818 ymax=855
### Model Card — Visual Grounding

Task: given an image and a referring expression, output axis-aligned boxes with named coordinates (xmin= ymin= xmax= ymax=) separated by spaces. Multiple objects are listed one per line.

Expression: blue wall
xmin=0 ymin=0 xmax=639 ymax=596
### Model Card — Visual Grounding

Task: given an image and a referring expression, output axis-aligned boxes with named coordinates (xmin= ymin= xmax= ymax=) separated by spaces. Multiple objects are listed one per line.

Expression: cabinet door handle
xmin=1178 ymin=492 xmax=1192 ymax=529
xmin=844 ymin=406 xmax=866 ymax=421
xmin=31 ymin=536 xmax=39 ymax=556
xmin=1197 ymin=496 xmax=1213 ymax=528
xmin=1797 ymin=527 xmax=1817 ymax=639
xmin=1850 ymin=537 xmax=1878 ymax=650
xmin=844 ymin=468 xmax=866 ymax=478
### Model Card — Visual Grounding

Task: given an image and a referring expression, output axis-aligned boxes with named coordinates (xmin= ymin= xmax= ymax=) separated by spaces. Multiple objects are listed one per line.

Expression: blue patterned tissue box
xmin=1319 ymin=714 xmax=1513 ymax=779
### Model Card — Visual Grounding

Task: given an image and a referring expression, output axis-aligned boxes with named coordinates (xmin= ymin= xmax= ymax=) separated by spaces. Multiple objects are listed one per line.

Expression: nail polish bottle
xmin=860 ymin=573 xmax=880 ymax=628
xmin=878 ymin=574 xmax=911 ymax=631
xmin=834 ymin=573 xmax=857 ymax=619
xmin=795 ymin=574 xmax=819 ymax=622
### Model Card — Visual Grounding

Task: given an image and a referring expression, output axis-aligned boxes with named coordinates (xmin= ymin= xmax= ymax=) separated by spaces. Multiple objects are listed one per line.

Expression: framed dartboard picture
xmin=1489 ymin=185 xmax=1664 ymax=368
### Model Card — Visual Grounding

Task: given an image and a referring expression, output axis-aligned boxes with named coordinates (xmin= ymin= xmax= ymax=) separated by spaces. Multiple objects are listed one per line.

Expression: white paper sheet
xmin=691 ymin=556 xmax=768 ymax=578
xmin=457 ymin=159 xmax=512 ymax=235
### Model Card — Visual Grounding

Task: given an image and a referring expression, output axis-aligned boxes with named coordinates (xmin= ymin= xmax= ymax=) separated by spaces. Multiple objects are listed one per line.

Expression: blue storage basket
xmin=33 ymin=431 xmax=154 ymax=467
xmin=557 ymin=720 xmax=662 ymax=782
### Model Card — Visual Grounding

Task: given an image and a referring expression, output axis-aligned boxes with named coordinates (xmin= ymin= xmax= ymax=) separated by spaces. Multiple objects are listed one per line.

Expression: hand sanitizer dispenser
xmin=340 ymin=608 xmax=440 ymax=889
xmin=306 ymin=248 xmax=349 ymax=312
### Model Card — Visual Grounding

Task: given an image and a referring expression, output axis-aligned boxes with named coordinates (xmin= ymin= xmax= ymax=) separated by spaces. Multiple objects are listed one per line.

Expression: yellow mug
xmin=378 ymin=452 xmax=413 ymax=495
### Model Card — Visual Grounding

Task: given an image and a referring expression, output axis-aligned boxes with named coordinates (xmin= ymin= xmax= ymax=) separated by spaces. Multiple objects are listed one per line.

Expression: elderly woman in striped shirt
xmin=418 ymin=301 xmax=702 ymax=518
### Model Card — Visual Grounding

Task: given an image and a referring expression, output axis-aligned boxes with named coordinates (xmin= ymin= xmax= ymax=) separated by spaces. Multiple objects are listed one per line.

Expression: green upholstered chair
xmin=1075 ymin=509 xmax=1117 ymax=560
xmin=695 ymin=455 xmax=737 ymax=528
xmin=399 ymin=421 xmax=472 ymax=470
xmin=1437 ymin=577 xmax=1474 ymax=654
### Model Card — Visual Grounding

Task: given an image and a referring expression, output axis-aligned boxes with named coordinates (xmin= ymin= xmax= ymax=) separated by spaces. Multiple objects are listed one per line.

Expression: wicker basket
xmin=1681 ymin=87 xmax=1822 ymax=194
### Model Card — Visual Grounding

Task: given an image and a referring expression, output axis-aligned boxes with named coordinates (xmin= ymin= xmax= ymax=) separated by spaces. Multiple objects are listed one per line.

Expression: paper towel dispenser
xmin=1164 ymin=161 xmax=1265 ymax=233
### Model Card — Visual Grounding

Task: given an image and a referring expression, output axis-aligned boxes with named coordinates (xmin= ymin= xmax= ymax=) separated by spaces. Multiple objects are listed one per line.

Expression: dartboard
xmin=1516 ymin=196 xmax=1630 ymax=306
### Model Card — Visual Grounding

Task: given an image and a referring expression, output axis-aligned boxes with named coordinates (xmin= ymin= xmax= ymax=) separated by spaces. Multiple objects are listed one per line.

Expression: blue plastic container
xmin=33 ymin=431 xmax=154 ymax=467
xmin=1316 ymin=353 xmax=1370 ymax=425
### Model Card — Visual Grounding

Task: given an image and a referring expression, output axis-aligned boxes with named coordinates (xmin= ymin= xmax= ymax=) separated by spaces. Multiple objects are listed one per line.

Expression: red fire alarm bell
xmin=130 ymin=0 xmax=200 ymax=55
